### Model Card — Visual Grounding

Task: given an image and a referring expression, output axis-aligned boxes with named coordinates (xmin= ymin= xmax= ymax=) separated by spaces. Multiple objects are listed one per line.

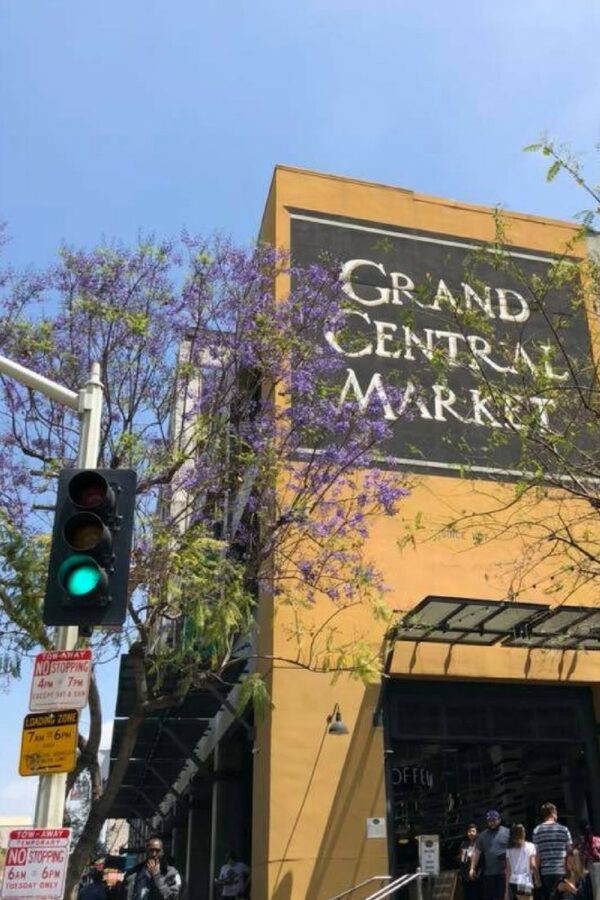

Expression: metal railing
xmin=364 ymin=871 xmax=423 ymax=900
xmin=328 ymin=875 xmax=391 ymax=900
xmin=328 ymin=869 xmax=423 ymax=900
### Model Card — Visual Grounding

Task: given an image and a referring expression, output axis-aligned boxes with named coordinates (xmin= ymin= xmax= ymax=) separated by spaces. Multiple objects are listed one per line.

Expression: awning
xmin=388 ymin=596 xmax=600 ymax=650
xmin=107 ymin=654 xmax=247 ymax=820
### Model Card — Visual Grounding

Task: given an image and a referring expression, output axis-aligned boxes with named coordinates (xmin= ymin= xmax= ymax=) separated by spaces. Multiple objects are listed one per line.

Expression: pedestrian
xmin=533 ymin=803 xmax=573 ymax=900
xmin=121 ymin=837 xmax=182 ymax=900
xmin=80 ymin=869 xmax=107 ymax=900
xmin=557 ymin=849 xmax=593 ymax=900
xmin=505 ymin=824 xmax=537 ymax=900
xmin=469 ymin=810 xmax=510 ymax=900
xmin=459 ymin=825 xmax=482 ymax=900
xmin=576 ymin=823 xmax=600 ymax=900
xmin=215 ymin=851 xmax=250 ymax=899
xmin=575 ymin=823 xmax=600 ymax=870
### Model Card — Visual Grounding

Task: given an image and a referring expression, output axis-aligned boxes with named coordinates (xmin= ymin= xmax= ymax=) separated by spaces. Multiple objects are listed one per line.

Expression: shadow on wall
xmin=306 ymin=684 xmax=386 ymax=900
xmin=272 ymin=871 xmax=293 ymax=900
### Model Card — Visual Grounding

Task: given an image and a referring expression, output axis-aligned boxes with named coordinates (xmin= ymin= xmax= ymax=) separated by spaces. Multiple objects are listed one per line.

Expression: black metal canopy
xmin=389 ymin=596 xmax=600 ymax=650
xmin=107 ymin=654 xmax=247 ymax=820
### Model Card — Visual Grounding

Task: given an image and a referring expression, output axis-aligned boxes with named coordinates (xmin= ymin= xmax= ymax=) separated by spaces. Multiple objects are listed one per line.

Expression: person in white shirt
xmin=215 ymin=851 xmax=250 ymax=899
xmin=506 ymin=824 xmax=538 ymax=900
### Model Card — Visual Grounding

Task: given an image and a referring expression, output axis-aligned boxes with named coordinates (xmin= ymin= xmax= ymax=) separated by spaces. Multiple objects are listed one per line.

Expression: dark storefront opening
xmin=108 ymin=655 xmax=254 ymax=900
xmin=383 ymin=680 xmax=600 ymax=877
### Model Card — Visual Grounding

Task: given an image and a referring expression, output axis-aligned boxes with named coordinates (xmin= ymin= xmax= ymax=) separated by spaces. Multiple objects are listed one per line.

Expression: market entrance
xmin=382 ymin=681 xmax=600 ymax=876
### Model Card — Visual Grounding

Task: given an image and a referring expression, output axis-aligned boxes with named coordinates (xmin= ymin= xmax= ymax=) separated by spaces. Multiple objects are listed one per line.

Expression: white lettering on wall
xmin=340 ymin=259 xmax=390 ymax=306
xmin=331 ymin=256 xmax=573 ymax=440
xmin=462 ymin=282 xmax=494 ymax=318
xmin=338 ymin=369 xmax=398 ymax=421
xmin=337 ymin=368 xmax=553 ymax=433
xmin=390 ymin=271 xmax=415 ymax=305
xmin=496 ymin=288 xmax=530 ymax=323
xmin=325 ymin=310 xmax=373 ymax=357
xmin=339 ymin=258 xmax=533 ymax=322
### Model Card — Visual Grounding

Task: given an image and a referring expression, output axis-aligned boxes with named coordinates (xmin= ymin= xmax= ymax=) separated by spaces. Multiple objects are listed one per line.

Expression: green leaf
xmin=546 ymin=161 xmax=561 ymax=182
xmin=235 ymin=673 xmax=273 ymax=720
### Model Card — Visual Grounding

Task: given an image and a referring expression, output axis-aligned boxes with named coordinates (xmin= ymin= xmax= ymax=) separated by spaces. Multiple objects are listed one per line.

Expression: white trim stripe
xmin=295 ymin=447 xmax=600 ymax=484
xmin=289 ymin=212 xmax=572 ymax=265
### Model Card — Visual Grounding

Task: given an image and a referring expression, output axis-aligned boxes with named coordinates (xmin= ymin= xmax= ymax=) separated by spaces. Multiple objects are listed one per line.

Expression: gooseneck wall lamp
xmin=327 ymin=703 xmax=349 ymax=735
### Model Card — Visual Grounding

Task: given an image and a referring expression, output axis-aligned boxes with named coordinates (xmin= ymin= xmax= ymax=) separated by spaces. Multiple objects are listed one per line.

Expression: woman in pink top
xmin=575 ymin=823 xmax=600 ymax=870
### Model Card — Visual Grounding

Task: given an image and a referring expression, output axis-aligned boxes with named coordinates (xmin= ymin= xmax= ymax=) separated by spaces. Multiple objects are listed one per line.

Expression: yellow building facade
xmin=252 ymin=167 xmax=600 ymax=900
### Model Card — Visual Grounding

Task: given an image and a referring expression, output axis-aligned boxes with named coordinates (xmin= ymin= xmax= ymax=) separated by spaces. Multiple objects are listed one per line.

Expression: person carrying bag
xmin=506 ymin=824 xmax=538 ymax=900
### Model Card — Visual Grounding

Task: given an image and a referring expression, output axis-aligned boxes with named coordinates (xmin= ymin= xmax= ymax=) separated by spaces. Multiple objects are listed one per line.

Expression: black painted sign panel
xmin=290 ymin=210 xmax=588 ymax=478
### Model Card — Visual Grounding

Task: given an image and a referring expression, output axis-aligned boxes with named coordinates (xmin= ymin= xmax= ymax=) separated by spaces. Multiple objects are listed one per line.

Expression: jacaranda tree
xmin=0 ymin=231 xmax=407 ymax=894
xmin=400 ymin=140 xmax=600 ymax=612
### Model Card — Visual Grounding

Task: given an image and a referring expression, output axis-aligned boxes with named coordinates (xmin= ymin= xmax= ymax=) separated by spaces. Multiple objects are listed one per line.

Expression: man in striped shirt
xmin=533 ymin=802 xmax=573 ymax=900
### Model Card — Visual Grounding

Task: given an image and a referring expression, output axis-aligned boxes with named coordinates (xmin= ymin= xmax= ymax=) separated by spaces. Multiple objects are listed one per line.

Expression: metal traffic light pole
xmin=0 ymin=356 xmax=103 ymax=828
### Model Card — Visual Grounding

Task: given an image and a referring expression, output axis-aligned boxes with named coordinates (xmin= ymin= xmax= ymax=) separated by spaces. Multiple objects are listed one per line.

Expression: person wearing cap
xmin=469 ymin=810 xmax=510 ymax=900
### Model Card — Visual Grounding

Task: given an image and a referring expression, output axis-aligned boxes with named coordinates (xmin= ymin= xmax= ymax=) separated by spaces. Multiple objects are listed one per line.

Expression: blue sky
xmin=3 ymin=0 xmax=600 ymax=271
xmin=1 ymin=0 xmax=599 ymax=819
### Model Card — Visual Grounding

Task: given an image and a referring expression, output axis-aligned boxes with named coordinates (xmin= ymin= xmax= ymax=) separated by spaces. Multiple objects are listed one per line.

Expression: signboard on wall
xmin=418 ymin=834 xmax=440 ymax=875
xmin=290 ymin=210 xmax=588 ymax=478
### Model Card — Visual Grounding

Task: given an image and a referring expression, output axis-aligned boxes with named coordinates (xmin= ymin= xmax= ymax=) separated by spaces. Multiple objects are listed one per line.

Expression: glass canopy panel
xmin=532 ymin=608 xmax=595 ymax=635
xmin=570 ymin=612 xmax=600 ymax=634
xmin=578 ymin=638 xmax=600 ymax=649
xmin=456 ymin=631 xmax=506 ymax=644
xmin=390 ymin=597 xmax=600 ymax=650
xmin=543 ymin=636 xmax=600 ymax=650
xmin=502 ymin=636 xmax=547 ymax=648
xmin=481 ymin=605 xmax=546 ymax=632
xmin=403 ymin=630 xmax=477 ymax=643
xmin=404 ymin=599 xmax=464 ymax=627
xmin=442 ymin=603 xmax=499 ymax=629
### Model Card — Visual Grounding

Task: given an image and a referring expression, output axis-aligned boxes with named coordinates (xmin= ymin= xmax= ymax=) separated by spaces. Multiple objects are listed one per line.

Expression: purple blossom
xmin=0 ymin=234 xmax=410 ymax=615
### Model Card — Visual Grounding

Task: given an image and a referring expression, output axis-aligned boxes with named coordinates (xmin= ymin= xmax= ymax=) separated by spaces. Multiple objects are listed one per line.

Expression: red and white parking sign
xmin=29 ymin=650 xmax=92 ymax=711
xmin=0 ymin=829 xmax=71 ymax=900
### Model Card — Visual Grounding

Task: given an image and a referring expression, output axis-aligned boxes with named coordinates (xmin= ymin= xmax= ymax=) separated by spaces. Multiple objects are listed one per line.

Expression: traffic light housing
xmin=43 ymin=468 xmax=137 ymax=627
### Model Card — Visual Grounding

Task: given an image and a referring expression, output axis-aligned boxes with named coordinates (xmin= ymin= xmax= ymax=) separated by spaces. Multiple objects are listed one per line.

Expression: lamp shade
xmin=328 ymin=708 xmax=349 ymax=735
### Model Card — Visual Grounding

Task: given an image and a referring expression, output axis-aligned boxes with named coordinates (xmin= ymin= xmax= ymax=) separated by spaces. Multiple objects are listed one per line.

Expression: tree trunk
xmin=64 ymin=711 xmax=144 ymax=900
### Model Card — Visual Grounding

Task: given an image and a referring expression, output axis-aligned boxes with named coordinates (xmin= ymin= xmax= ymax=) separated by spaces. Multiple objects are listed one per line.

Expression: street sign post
xmin=0 ymin=356 xmax=103 ymax=828
xmin=19 ymin=712 xmax=78 ymax=777
xmin=0 ymin=828 xmax=71 ymax=900
xmin=29 ymin=650 xmax=92 ymax=712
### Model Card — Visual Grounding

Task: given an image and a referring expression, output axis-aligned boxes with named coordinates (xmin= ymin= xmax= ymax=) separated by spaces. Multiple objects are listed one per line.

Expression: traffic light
xmin=43 ymin=468 xmax=137 ymax=627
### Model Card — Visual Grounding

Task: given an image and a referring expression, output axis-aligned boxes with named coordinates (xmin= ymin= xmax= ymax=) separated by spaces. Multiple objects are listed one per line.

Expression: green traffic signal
xmin=67 ymin=565 xmax=100 ymax=596
xmin=58 ymin=554 xmax=107 ymax=600
xmin=43 ymin=468 xmax=137 ymax=627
